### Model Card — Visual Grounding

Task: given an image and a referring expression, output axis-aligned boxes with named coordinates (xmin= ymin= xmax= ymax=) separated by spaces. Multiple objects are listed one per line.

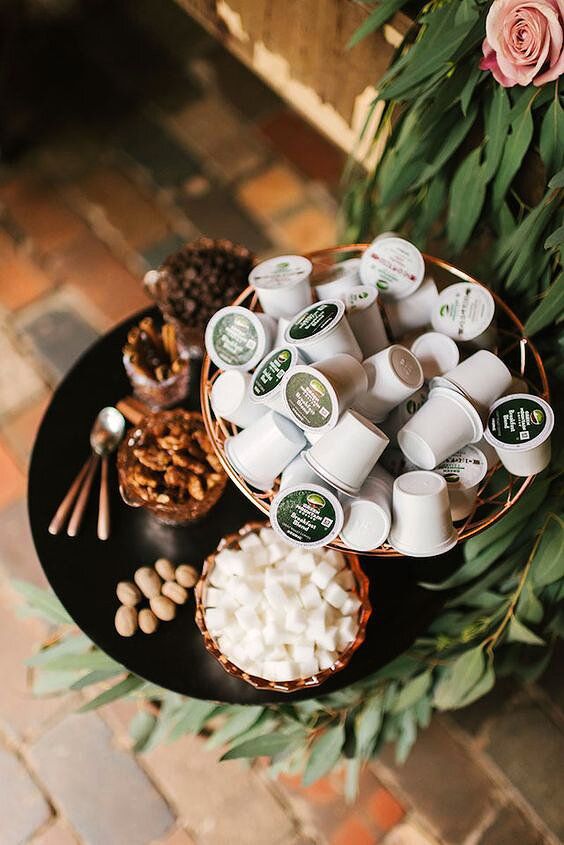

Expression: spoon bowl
xmin=90 ymin=407 xmax=126 ymax=456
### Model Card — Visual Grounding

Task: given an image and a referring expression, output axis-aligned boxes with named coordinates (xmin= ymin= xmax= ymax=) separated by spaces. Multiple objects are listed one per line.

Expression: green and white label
xmin=250 ymin=255 xmax=311 ymax=289
xmin=346 ymin=287 xmax=375 ymax=312
xmin=288 ymin=302 xmax=339 ymax=341
xmin=360 ymin=238 xmax=423 ymax=298
xmin=436 ymin=446 xmax=486 ymax=487
xmin=252 ymin=348 xmax=294 ymax=397
xmin=434 ymin=284 xmax=494 ymax=341
xmin=274 ymin=488 xmax=338 ymax=544
xmin=285 ymin=371 xmax=334 ymax=428
xmin=488 ymin=397 xmax=549 ymax=446
xmin=212 ymin=313 xmax=258 ymax=366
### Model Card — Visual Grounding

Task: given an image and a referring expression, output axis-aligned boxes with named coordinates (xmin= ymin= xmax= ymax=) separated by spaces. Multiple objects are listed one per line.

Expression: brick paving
xmin=0 ymin=2 xmax=561 ymax=844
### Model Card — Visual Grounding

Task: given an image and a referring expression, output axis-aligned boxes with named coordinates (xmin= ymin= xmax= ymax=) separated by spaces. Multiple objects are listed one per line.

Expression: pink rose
xmin=480 ymin=0 xmax=564 ymax=86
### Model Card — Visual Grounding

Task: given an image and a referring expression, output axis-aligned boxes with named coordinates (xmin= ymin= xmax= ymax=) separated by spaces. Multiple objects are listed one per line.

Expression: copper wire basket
xmin=194 ymin=521 xmax=372 ymax=692
xmin=200 ymin=245 xmax=550 ymax=558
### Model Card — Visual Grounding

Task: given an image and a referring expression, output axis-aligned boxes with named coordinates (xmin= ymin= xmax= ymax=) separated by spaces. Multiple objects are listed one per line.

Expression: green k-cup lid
xmin=251 ymin=346 xmax=298 ymax=400
xmin=484 ymin=394 xmax=554 ymax=451
xmin=271 ymin=483 xmax=344 ymax=548
xmin=283 ymin=366 xmax=339 ymax=430
xmin=286 ymin=300 xmax=343 ymax=342
xmin=205 ymin=306 xmax=266 ymax=370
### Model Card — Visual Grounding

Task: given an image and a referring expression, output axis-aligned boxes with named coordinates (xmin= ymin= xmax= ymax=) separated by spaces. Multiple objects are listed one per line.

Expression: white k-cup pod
xmin=205 ymin=306 xmax=276 ymax=372
xmin=359 ymin=237 xmax=425 ymax=301
xmin=285 ymin=299 xmax=362 ymax=362
xmin=430 ymin=350 xmax=512 ymax=419
xmin=410 ymin=332 xmax=460 ymax=381
xmin=250 ymin=345 xmax=304 ymax=416
xmin=225 ymin=411 xmax=306 ymax=491
xmin=314 ymin=258 xmax=361 ymax=301
xmin=249 ymin=255 xmax=313 ymax=319
xmin=388 ymin=470 xmax=457 ymax=557
xmin=345 ymin=286 xmax=389 ymax=358
xmin=476 ymin=436 xmax=500 ymax=470
xmin=483 ymin=394 xmax=554 ymax=476
xmin=371 ymin=231 xmax=400 ymax=243
xmin=434 ymin=445 xmax=488 ymax=521
xmin=339 ymin=465 xmax=393 ymax=552
xmin=384 ymin=277 xmax=439 ymax=338
xmin=279 ymin=453 xmax=322 ymax=490
xmin=282 ymin=354 xmax=368 ymax=433
xmin=397 ymin=386 xmax=483 ymax=470
xmin=303 ymin=410 xmax=389 ymax=496
xmin=270 ymin=483 xmax=344 ymax=549
xmin=211 ymin=370 xmax=267 ymax=429
xmin=354 ymin=345 xmax=424 ymax=423
xmin=380 ymin=387 xmax=429 ymax=442
xmin=431 ymin=282 xmax=496 ymax=348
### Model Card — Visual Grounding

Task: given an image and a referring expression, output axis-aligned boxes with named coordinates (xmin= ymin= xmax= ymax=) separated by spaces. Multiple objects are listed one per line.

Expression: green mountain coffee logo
xmin=212 ymin=313 xmax=257 ymax=366
xmin=306 ymin=492 xmax=326 ymax=510
xmin=278 ymin=350 xmax=290 ymax=363
xmin=276 ymin=261 xmax=290 ymax=272
xmin=531 ymin=410 xmax=544 ymax=425
xmin=310 ymin=379 xmax=325 ymax=396
xmin=285 ymin=371 xmax=334 ymax=428
xmin=376 ymin=280 xmax=389 ymax=291
xmin=439 ymin=304 xmax=450 ymax=317
xmin=488 ymin=397 xmax=549 ymax=446
xmin=252 ymin=347 xmax=294 ymax=396
xmin=274 ymin=488 xmax=338 ymax=545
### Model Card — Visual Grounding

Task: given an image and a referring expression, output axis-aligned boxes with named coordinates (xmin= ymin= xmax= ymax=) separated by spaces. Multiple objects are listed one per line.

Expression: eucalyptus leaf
xmin=78 ymin=675 xmax=144 ymax=712
xmin=447 ymin=147 xmax=487 ymax=251
xmin=27 ymin=633 xmax=91 ymax=666
xmin=548 ymin=167 xmax=564 ymax=188
xmin=539 ymin=86 xmax=564 ymax=177
xmin=433 ymin=647 xmax=485 ymax=710
xmin=395 ymin=709 xmax=417 ymax=764
xmin=129 ymin=710 xmax=157 ymax=753
xmin=531 ymin=516 xmax=564 ymax=588
xmin=221 ymin=732 xmax=298 ymax=761
xmin=38 ymin=651 xmax=123 ymax=673
xmin=392 ymin=671 xmax=432 ymax=713
xmin=483 ymin=84 xmax=511 ymax=180
xmin=545 ymin=226 xmax=564 ymax=250
xmin=303 ymin=723 xmax=345 ymax=785
xmin=70 ymin=668 xmax=124 ymax=690
xmin=206 ymin=706 xmax=265 ymax=749
xmin=492 ymin=94 xmax=535 ymax=209
xmin=355 ymin=696 xmax=384 ymax=756
xmin=33 ymin=670 xmax=79 ymax=696
xmin=12 ymin=580 xmax=73 ymax=626
xmin=454 ymin=664 xmax=495 ymax=708
xmin=516 ymin=583 xmax=544 ymax=625
xmin=507 ymin=617 xmax=545 ymax=646
xmin=347 ymin=0 xmax=410 ymax=49
xmin=460 ymin=64 xmax=484 ymax=116
xmin=168 ymin=700 xmax=218 ymax=741
xmin=414 ymin=102 xmax=478 ymax=188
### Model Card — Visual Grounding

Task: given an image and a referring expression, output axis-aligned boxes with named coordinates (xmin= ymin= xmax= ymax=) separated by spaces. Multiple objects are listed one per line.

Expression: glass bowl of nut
xmin=117 ymin=409 xmax=227 ymax=525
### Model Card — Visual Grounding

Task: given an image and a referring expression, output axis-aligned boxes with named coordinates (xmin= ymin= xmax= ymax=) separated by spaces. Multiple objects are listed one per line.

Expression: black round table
xmin=28 ymin=308 xmax=461 ymax=704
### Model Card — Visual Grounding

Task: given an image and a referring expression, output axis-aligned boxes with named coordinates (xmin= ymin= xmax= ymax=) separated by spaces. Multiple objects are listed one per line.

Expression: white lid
xmin=345 ymin=285 xmax=378 ymax=312
xmin=205 ymin=306 xmax=268 ymax=371
xmin=340 ymin=499 xmax=390 ymax=551
xmin=250 ymin=345 xmax=300 ymax=404
xmin=282 ymin=365 xmax=340 ymax=430
xmin=430 ymin=386 xmax=484 ymax=443
xmin=434 ymin=444 xmax=488 ymax=490
xmin=483 ymin=393 xmax=554 ymax=452
xmin=388 ymin=345 xmax=425 ymax=389
xmin=249 ymin=255 xmax=312 ymax=290
xmin=410 ymin=332 xmax=460 ymax=380
xmin=270 ymin=483 xmax=344 ymax=548
xmin=210 ymin=370 xmax=248 ymax=417
xmin=359 ymin=237 xmax=425 ymax=300
xmin=285 ymin=299 xmax=345 ymax=346
xmin=431 ymin=283 xmax=495 ymax=342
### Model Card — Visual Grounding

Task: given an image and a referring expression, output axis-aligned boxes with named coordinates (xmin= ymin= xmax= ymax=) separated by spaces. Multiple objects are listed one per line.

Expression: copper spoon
xmin=91 ymin=407 xmax=125 ymax=541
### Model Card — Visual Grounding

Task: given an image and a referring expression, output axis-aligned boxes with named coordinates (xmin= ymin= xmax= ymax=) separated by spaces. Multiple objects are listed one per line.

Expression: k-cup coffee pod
xmin=225 ymin=411 xmax=306 ymax=491
xmin=434 ymin=445 xmax=488 ymax=521
xmin=249 ymin=255 xmax=313 ymax=319
xmin=345 ymin=286 xmax=389 ymax=358
xmin=285 ymin=299 xmax=362 ymax=362
xmin=430 ymin=350 xmax=512 ymax=419
xmin=410 ymin=332 xmax=460 ymax=381
xmin=354 ymin=345 xmax=424 ymax=422
xmin=211 ymin=370 xmax=267 ymax=429
xmin=388 ymin=470 xmax=457 ymax=557
xmin=380 ymin=387 xmax=429 ymax=442
xmin=303 ymin=410 xmax=390 ymax=495
xmin=484 ymin=394 xmax=554 ymax=476
xmin=476 ymin=436 xmax=500 ymax=470
xmin=205 ymin=306 xmax=276 ymax=372
xmin=359 ymin=237 xmax=425 ymax=301
xmin=279 ymin=453 xmax=323 ymax=490
xmin=250 ymin=345 xmax=304 ymax=416
xmin=371 ymin=231 xmax=400 ymax=243
xmin=275 ymin=317 xmax=290 ymax=347
xmin=283 ymin=354 xmax=368 ymax=433
xmin=384 ymin=277 xmax=439 ymax=338
xmin=431 ymin=282 xmax=496 ymax=347
xmin=339 ymin=465 xmax=393 ymax=552
xmin=271 ymin=483 xmax=344 ymax=549
xmin=314 ymin=258 xmax=361 ymax=301
xmin=397 ymin=386 xmax=483 ymax=470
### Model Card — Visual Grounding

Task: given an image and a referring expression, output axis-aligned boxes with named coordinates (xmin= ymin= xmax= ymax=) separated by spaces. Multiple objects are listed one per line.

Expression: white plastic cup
xmin=410 ymin=332 xmax=460 ymax=381
xmin=340 ymin=465 xmax=393 ymax=551
xmin=345 ymin=286 xmax=389 ymax=358
xmin=397 ymin=386 xmax=483 ymax=470
xmin=434 ymin=444 xmax=488 ymax=521
xmin=354 ymin=345 xmax=424 ymax=423
xmin=303 ymin=410 xmax=390 ymax=495
xmin=275 ymin=317 xmax=290 ymax=347
xmin=314 ymin=258 xmax=361 ymax=301
xmin=388 ymin=470 xmax=457 ymax=557
xmin=205 ymin=306 xmax=276 ymax=371
xmin=359 ymin=237 xmax=425 ymax=301
xmin=270 ymin=482 xmax=344 ymax=549
xmin=371 ymin=231 xmax=400 ymax=243
xmin=380 ymin=386 xmax=429 ymax=442
xmin=383 ymin=277 xmax=439 ymax=338
xmin=483 ymin=394 xmax=554 ymax=476
xmin=279 ymin=453 xmax=322 ymax=490
xmin=250 ymin=345 xmax=304 ymax=416
xmin=211 ymin=370 xmax=267 ymax=429
xmin=430 ymin=350 xmax=512 ymax=419
xmin=225 ymin=411 xmax=306 ymax=491
xmin=249 ymin=255 xmax=313 ymax=319
xmin=285 ymin=299 xmax=362 ymax=362
xmin=282 ymin=354 xmax=368 ymax=433
xmin=431 ymin=282 xmax=496 ymax=348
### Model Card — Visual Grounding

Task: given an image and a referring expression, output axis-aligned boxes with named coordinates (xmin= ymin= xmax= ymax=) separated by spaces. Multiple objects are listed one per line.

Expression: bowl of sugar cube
xmin=194 ymin=521 xmax=372 ymax=692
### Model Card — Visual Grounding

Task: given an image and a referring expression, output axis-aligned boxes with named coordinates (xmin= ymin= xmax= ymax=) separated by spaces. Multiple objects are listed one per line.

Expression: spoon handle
xmin=97 ymin=455 xmax=110 ymax=541
xmin=49 ymin=456 xmax=93 ymax=535
xmin=67 ymin=454 xmax=100 ymax=537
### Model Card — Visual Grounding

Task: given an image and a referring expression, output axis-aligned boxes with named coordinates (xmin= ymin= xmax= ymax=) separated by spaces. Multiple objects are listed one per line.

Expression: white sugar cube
xmin=233 ymin=581 xmax=260 ymax=608
xmin=204 ymin=607 xmax=230 ymax=632
xmin=335 ymin=568 xmax=355 ymax=591
xmin=341 ymin=595 xmax=361 ymax=616
xmin=316 ymin=626 xmax=337 ymax=651
xmin=311 ymin=560 xmax=337 ymax=590
xmin=279 ymin=571 xmax=301 ymax=591
xmin=263 ymin=660 xmax=296 ymax=682
xmin=204 ymin=586 xmax=223 ymax=606
xmin=268 ymin=645 xmax=288 ymax=661
xmin=267 ymin=542 xmax=288 ymax=564
xmin=235 ymin=606 xmax=261 ymax=631
xmin=285 ymin=548 xmax=306 ymax=571
xmin=291 ymin=643 xmax=315 ymax=663
xmin=296 ymin=551 xmax=317 ymax=574
xmin=300 ymin=583 xmax=322 ymax=609
xmin=263 ymin=621 xmax=285 ymax=646
xmin=322 ymin=549 xmax=345 ymax=569
xmin=336 ymin=617 xmax=358 ymax=650
xmin=316 ymin=648 xmax=337 ymax=671
xmin=299 ymin=656 xmax=320 ymax=677
xmin=239 ymin=532 xmax=262 ymax=551
xmin=260 ymin=527 xmax=278 ymax=546
xmin=323 ymin=581 xmax=349 ymax=610
xmin=265 ymin=582 xmax=288 ymax=609
xmin=209 ymin=567 xmax=231 ymax=588
xmin=286 ymin=606 xmax=307 ymax=633
xmin=250 ymin=545 xmax=270 ymax=567
xmin=244 ymin=635 xmax=264 ymax=660
xmin=215 ymin=548 xmax=240 ymax=571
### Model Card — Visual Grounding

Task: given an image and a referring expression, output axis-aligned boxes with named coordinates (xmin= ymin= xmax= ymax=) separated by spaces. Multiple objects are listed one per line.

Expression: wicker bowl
xmin=194 ymin=521 xmax=372 ymax=692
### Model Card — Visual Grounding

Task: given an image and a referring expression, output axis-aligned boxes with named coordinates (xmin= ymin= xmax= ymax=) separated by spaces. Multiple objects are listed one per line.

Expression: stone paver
xmin=0 ymin=392 xmax=50 ymax=470
xmin=383 ymin=821 xmax=440 ymax=845
xmin=29 ymin=712 xmax=175 ymax=845
xmin=0 ymin=438 xmax=26 ymax=510
xmin=151 ymin=825 xmax=197 ymax=845
xmin=274 ymin=205 xmax=337 ymax=252
xmin=477 ymin=805 xmax=545 ymax=845
xmin=237 ymin=163 xmax=306 ymax=218
xmin=0 ymin=232 xmax=53 ymax=311
xmin=0 ymin=497 xmax=47 ymax=587
xmin=0 ymin=745 xmax=51 ymax=844
xmin=32 ymin=818 xmax=79 ymax=845
xmin=0 ymin=330 xmax=45 ymax=418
